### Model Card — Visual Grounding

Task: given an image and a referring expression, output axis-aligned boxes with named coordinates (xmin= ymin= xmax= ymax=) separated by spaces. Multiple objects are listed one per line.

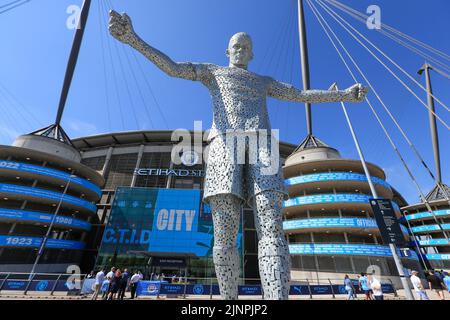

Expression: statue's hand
xmin=109 ymin=10 xmax=136 ymax=45
xmin=345 ymin=84 xmax=369 ymax=102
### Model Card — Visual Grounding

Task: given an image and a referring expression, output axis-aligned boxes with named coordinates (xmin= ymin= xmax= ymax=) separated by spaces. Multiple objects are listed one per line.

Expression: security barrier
xmin=0 ymin=273 xmax=397 ymax=299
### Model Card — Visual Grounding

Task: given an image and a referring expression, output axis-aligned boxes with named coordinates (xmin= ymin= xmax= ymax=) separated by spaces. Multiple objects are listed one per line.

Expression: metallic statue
xmin=109 ymin=10 xmax=368 ymax=300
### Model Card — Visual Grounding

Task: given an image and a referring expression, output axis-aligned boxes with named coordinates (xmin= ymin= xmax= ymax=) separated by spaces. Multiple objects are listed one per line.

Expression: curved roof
xmin=0 ymin=145 xmax=104 ymax=187
xmin=72 ymin=130 xmax=297 ymax=157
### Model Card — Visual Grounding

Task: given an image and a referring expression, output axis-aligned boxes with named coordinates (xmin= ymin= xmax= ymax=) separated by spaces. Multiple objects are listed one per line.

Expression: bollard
xmin=50 ymin=274 xmax=63 ymax=296
xmin=328 ymin=279 xmax=335 ymax=299
xmin=306 ymin=279 xmax=313 ymax=299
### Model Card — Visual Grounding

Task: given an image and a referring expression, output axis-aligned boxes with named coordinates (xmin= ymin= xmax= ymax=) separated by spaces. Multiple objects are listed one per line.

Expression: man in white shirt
xmin=91 ymin=269 xmax=105 ymax=300
xmin=368 ymin=274 xmax=384 ymax=300
xmin=130 ymin=271 xmax=141 ymax=299
xmin=102 ymin=267 xmax=116 ymax=300
xmin=410 ymin=270 xmax=429 ymax=300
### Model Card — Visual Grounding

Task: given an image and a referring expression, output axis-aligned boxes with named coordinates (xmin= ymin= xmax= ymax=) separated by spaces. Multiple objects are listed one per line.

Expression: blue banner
xmin=238 ymin=285 xmax=262 ymax=296
xmin=136 ymin=281 xmax=165 ymax=296
xmin=0 ymin=235 xmax=85 ymax=249
xmin=283 ymin=217 xmax=408 ymax=234
xmin=284 ymin=194 xmax=401 ymax=212
xmin=285 ymin=172 xmax=391 ymax=190
xmin=159 ymin=283 xmax=185 ymax=295
xmin=283 ymin=218 xmax=378 ymax=230
xmin=411 ymin=223 xmax=450 ymax=233
xmin=418 ymin=238 xmax=450 ymax=246
xmin=0 ymin=160 xmax=101 ymax=197
xmin=426 ymin=253 xmax=450 ymax=260
xmin=405 ymin=209 xmax=450 ymax=221
xmin=0 ymin=183 xmax=96 ymax=212
xmin=0 ymin=208 xmax=91 ymax=231
xmin=2 ymin=280 xmax=28 ymax=291
xmin=99 ymin=188 xmax=242 ymax=258
xmin=289 ymin=243 xmax=419 ymax=260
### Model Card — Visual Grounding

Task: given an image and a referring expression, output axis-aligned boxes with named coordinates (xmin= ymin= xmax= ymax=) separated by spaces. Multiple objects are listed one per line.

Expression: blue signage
xmin=0 ymin=235 xmax=85 ymax=249
xmin=136 ymin=281 xmax=164 ymax=296
xmin=285 ymin=172 xmax=391 ymax=190
xmin=0 ymin=160 xmax=101 ymax=197
xmin=426 ymin=253 xmax=450 ymax=260
xmin=159 ymin=284 xmax=185 ymax=295
xmin=2 ymin=280 xmax=28 ymax=291
xmin=418 ymin=238 xmax=450 ymax=246
xmin=238 ymin=285 xmax=262 ymax=296
xmin=405 ymin=209 xmax=450 ymax=221
xmin=99 ymin=188 xmax=242 ymax=258
xmin=283 ymin=218 xmax=378 ymax=230
xmin=0 ymin=183 xmax=96 ymax=212
xmin=283 ymin=217 xmax=408 ymax=234
xmin=284 ymin=193 xmax=401 ymax=212
xmin=289 ymin=243 xmax=419 ymax=260
xmin=0 ymin=208 xmax=91 ymax=231
xmin=411 ymin=224 xmax=450 ymax=233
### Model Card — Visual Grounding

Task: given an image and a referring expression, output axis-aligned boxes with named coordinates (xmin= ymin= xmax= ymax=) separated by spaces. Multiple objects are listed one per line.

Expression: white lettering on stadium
xmin=156 ymin=209 xmax=196 ymax=231
xmin=134 ymin=168 xmax=205 ymax=177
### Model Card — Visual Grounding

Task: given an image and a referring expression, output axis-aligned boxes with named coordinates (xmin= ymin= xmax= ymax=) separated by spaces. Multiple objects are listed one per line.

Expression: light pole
xmin=331 ymin=83 xmax=415 ymax=300
xmin=29 ymin=172 xmax=76 ymax=279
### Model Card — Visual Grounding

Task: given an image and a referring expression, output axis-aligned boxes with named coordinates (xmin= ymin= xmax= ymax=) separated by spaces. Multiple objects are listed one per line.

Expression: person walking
xmin=427 ymin=270 xmax=446 ymax=300
xmin=130 ymin=271 xmax=141 ymax=299
xmin=344 ymin=275 xmax=355 ymax=300
xmin=410 ymin=270 xmax=429 ymax=300
xmin=108 ymin=268 xmax=122 ymax=300
xmin=103 ymin=267 xmax=116 ymax=300
xmin=368 ymin=273 xmax=384 ymax=301
xmin=118 ymin=268 xmax=130 ymax=300
xmin=443 ymin=273 xmax=450 ymax=295
xmin=358 ymin=273 xmax=372 ymax=300
xmin=91 ymin=268 xmax=105 ymax=300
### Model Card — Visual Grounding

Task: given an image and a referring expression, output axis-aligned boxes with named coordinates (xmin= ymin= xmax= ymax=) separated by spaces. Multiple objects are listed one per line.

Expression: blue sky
xmin=0 ymin=0 xmax=449 ymax=204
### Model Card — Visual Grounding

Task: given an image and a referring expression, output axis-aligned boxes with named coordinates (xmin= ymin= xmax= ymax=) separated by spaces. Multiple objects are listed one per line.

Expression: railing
xmin=0 ymin=273 xmax=398 ymax=299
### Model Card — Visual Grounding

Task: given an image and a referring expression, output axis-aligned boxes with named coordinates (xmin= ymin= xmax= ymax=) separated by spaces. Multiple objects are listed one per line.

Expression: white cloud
xmin=66 ymin=119 xmax=99 ymax=136
xmin=0 ymin=126 xmax=20 ymax=143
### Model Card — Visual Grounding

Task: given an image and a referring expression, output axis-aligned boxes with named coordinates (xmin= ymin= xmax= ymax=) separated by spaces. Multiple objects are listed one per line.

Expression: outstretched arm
xmin=108 ymin=10 xmax=197 ymax=81
xmin=268 ymin=79 xmax=368 ymax=103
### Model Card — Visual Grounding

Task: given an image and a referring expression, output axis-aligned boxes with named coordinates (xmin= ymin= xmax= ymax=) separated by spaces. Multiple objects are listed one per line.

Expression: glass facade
xmin=95 ymin=187 xmax=243 ymax=280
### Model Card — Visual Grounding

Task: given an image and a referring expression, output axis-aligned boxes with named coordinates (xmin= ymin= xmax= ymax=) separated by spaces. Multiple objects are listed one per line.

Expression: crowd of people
xmin=343 ymin=273 xmax=384 ymax=300
xmin=86 ymin=267 xmax=450 ymax=300
xmin=343 ymin=269 xmax=450 ymax=301
xmin=88 ymin=267 xmax=144 ymax=300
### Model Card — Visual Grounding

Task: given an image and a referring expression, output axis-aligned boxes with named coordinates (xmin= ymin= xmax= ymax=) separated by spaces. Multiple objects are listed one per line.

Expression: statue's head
xmin=226 ymin=32 xmax=253 ymax=69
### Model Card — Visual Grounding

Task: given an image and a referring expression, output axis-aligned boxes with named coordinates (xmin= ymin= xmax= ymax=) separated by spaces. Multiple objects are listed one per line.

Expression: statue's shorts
xmin=203 ymin=132 xmax=288 ymax=206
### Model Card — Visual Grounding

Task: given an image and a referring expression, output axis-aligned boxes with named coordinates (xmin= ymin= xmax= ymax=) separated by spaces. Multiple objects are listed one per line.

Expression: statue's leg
xmin=209 ymin=194 xmax=242 ymax=300
xmin=253 ymin=191 xmax=291 ymax=300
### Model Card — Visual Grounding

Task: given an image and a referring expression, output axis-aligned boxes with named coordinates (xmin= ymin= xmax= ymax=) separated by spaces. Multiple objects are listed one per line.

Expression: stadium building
xmin=0 ymin=126 xmax=104 ymax=273
xmin=70 ymin=130 xmax=421 ymax=285
xmin=282 ymin=135 xmax=422 ymax=284
xmin=401 ymin=185 xmax=450 ymax=270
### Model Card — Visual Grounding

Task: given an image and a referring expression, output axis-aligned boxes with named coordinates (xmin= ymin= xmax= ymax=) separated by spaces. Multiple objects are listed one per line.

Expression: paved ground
xmin=0 ymin=290 xmax=447 ymax=300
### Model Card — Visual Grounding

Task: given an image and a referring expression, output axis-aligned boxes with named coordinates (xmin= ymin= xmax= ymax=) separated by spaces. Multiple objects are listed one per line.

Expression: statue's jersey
xmin=192 ymin=63 xmax=274 ymax=141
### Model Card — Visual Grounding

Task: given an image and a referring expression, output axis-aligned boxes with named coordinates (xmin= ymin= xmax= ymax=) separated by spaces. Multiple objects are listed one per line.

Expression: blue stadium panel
xmin=285 ymin=172 xmax=391 ymax=190
xmin=283 ymin=217 xmax=408 ymax=234
xmin=289 ymin=243 xmax=418 ymax=260
xmin=404 ymin=209 xmax=450 ymax=221
xmin=0 ymin=235 xmax=85 ymax=250
xmin=0 ymin=183 xmax=97 ymax=212
xmin=0 ymin=208 xmax=91 ymax=231
xmin=0 ymin=160 xmax=101 ymax=197
xmin=284 ymin=193 xmax=401 ymax=211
